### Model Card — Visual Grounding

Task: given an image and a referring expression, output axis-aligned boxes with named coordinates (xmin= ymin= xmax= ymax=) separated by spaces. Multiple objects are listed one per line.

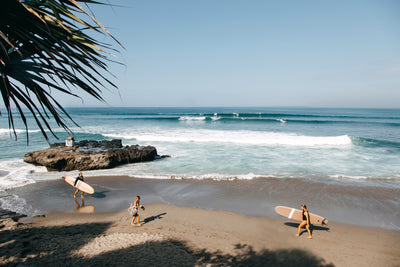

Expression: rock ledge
xmin=24 ymin=139 xmax=158 ymax=171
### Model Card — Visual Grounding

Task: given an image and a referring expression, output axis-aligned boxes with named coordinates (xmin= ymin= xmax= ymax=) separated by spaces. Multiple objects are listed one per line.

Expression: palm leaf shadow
xmin=0 ymin=221 xmax=334 ymax=266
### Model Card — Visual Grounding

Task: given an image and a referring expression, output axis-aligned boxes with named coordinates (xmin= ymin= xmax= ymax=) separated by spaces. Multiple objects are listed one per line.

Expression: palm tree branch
xmin=1 ymin=0 xmax=124 ymax=141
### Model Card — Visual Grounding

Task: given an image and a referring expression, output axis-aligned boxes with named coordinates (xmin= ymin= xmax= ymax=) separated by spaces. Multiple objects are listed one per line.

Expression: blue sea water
xmin=2 ymin=107 xmax=399 ymax=185
xmin=1 ymin=107 xmax=400 ymax=229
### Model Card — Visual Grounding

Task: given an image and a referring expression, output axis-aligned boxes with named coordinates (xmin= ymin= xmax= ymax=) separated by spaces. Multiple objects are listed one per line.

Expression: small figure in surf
xmin=130 ymin=195 xmax=145 ymax=226
xmin=297 ymin=204 xmax=312 ymax=239
xmin=73 ymin=172 xmax=85 ymax=199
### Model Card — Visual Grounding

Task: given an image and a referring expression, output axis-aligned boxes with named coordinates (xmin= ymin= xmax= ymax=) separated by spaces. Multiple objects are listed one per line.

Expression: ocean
xmin=1 ymin=107 xmax=399 ymax=230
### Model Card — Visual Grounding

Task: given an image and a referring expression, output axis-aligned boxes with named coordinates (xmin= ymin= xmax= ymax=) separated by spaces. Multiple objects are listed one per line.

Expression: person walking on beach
xmin=130 ymin=195 xmax=145 ymax=226
xmin=297 ymin=204 xmax=312 ymax=239
xmin=73 ymin=172 xmax=85 ymax=199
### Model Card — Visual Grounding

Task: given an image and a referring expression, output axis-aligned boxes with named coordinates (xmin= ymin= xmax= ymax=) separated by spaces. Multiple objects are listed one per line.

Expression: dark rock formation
xmin=0 ymin=209 xmax=27 ymax=230
xmin=24 ymin=139 xmax=158 ymax=171
xmin=0 ymin=208 xmax=26 ymax=221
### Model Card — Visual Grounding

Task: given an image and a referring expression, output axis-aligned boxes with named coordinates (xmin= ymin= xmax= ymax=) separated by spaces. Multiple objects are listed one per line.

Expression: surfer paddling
xmin=73 ymin=172 xmax=85 ymax=199
xmin=130 ymin=195 xmax=145 ymax=226
xmin=297 ymin=204 xmax=312 ymax=239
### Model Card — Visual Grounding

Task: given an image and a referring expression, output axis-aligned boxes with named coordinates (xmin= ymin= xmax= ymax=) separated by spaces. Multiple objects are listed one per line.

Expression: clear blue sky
xmin=64 ymin=0 xmax=400 ymax=108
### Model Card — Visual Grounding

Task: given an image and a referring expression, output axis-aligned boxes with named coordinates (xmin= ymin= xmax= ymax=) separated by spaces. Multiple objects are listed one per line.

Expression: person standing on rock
xmin=73 ymin=172 xmax=85 ymax=199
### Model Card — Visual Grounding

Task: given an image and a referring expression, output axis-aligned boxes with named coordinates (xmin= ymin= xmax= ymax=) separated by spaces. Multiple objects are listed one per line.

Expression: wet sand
xmin=1 ymin=203 xmax=399 ymax=266
xmin=6 ymin=175 xmax=400 ymax=230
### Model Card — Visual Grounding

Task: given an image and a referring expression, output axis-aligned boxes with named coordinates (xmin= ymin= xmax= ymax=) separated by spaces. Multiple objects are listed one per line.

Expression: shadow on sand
xmin=284 ymin=222 xmax=330 ymax=231
xmin=0 ymin=221 xmax=334 ymax=266
xmin=143 ymin=212 xmax=167 ymax=225
xmin=284 ymin=222 xmax=330 ymax=237
xmin=91 ymin=190 xmax=108 ymax=198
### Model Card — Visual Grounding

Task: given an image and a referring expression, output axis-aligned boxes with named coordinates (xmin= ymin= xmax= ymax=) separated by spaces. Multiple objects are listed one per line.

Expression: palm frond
xmin=0 ymin=0 xmax=123 ymax=142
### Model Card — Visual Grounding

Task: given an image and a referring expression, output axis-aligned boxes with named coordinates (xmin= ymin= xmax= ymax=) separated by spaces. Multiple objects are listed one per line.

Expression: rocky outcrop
xmin=24 ymin=139 xmax=159 ymax=171
xmin=0 ymin=208 xmax=27 ymax=221
xmin=0 ymin=209 xmax=27 ymax=231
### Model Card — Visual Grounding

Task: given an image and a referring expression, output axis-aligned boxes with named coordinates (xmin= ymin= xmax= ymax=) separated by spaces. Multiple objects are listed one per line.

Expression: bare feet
xmin=308 ymin=236 xmax=313 ymax=239
xmin=137 ymin=223 xmax=141 ymax=227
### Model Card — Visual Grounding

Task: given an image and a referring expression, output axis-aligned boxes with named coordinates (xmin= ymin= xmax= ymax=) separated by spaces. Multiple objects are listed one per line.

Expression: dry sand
xmin=1 ymin=203 xmax=399 ymax=266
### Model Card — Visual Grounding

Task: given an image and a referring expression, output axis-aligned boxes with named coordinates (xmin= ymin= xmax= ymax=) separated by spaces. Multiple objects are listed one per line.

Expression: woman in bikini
xmin=297 ymin=204 xmax=312 ymax=239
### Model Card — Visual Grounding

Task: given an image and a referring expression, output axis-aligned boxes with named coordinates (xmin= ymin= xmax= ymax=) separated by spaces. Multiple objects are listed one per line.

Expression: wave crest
xmin=106 ymin=129 xmax=352 ymax=147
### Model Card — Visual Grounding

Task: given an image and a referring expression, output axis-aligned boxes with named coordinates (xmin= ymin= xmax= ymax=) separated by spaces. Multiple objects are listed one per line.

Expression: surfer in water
xmin=73 ymin=172 xmax=85 ymax=199
xmin=297 ymin=204 xmax=312 ymax=239
xmin=130 ymin=195 xmax=145 ymax=226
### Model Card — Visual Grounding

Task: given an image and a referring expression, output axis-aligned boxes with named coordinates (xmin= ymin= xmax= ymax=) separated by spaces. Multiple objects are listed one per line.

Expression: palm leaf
xmin=0 ymin=0 xmax=123 ymax=142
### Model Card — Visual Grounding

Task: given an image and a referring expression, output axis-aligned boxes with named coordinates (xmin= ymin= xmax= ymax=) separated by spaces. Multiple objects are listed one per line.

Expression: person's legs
xmin=297 ymin=221 xmax=307 ymax=236
xmin=306 ymin=224 xmax=312 ymax=238
xmin=131 ymin=210 xmax=139 ymax=225
xmin=136 ymin=214 xmax=141 ymax=226
xmin=74 ymin=189 xmax=79 ymax=198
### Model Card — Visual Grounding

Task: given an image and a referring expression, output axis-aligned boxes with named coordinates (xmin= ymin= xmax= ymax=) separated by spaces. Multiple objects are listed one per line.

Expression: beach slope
xmin=1 ymin=203 xmax=399 ymax=266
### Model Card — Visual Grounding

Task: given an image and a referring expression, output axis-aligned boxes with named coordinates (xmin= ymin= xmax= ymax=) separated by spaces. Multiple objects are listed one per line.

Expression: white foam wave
xmin=329 ymin=174 xmax=368 ymax=180
xmin=190 ymin=173 xmax=261 ymax=180
xmin=0 ymin=128 xmax=25 ymax=136
xmin=329 ymin=174 xmax=400 ymax=181
xmin=0 ymin=159 xmax=46 ymax=190
xmin=178 ymin=116 xmax=206 ymax=121
xmin=0 ymin=128 xmax=42 ymax=136
xmin=102 ymin=133 xmax=138 ymax=140
xmin=108 ymin=129 xmax=352 ymax=147
xmin=129 ymin=174 xmax=174 ymax=180
xmin=121 ymin=173 xmax=262 ymax=181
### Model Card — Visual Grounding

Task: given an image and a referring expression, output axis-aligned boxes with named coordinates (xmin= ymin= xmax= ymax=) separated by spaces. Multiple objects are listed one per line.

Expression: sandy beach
xmin=1 ymin=202 xmax=399 ymax=266
xmin=2 ymin=1 xmax=400 ymax=265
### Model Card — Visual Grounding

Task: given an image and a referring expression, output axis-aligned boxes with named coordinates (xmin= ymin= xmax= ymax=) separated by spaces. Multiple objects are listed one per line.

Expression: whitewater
xmin=1 ymin=107 xmax=400 ymax=229
xmin=1 ymin=107 xmax=400 ymax=188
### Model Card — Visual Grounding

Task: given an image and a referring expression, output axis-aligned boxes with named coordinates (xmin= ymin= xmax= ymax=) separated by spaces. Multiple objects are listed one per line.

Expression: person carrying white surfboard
xmin=297 ymin=204 xmax=312 ymax=239
xmin=73 ymin=172 xmax=85 ymax=199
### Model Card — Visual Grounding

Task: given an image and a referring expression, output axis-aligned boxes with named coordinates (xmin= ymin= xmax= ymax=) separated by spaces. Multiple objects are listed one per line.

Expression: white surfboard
xmin=62 ymin=176 xmax=95 ymax=194
xmin=275 ymin=206 xmax=328 ymax=225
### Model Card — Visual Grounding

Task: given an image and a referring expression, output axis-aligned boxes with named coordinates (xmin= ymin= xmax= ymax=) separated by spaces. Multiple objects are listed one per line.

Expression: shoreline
xmin=5 ymin=175 xmax=400 ymax=231
xmin=1 ymin=203 xmax=400 ymax=266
